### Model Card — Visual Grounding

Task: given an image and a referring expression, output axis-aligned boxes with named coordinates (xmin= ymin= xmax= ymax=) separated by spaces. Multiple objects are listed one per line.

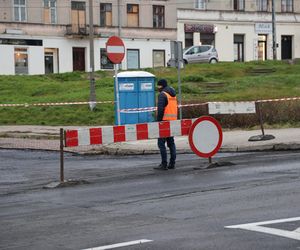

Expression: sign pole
xmin=115 ymin=64 xmax=121 ymax=125
xmin=106 ymin=36 xmax=125 ymax=125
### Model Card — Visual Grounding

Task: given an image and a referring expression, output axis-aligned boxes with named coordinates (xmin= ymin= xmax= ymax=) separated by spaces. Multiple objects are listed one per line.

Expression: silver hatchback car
xmin=183 ymin=45 xmax=219 ymax=64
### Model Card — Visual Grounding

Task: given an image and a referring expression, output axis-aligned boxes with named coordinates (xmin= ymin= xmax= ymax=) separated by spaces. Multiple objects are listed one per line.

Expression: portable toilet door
xmin=115 ymin=71 xmax=155 ymax=125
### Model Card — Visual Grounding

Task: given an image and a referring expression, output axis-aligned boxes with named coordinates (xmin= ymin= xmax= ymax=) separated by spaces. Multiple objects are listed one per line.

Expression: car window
xmin=186 ymin=47 xmax=198 ymax=55
xmin=200 ymin=46 xmax=211 ymax=53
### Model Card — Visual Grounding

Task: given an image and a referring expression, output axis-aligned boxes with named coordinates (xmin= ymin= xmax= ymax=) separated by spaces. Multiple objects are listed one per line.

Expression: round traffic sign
xmin=188 ymin=116 xmax=223 ymax=158
xmin=106 ymin=36 xmax=125 ymax=64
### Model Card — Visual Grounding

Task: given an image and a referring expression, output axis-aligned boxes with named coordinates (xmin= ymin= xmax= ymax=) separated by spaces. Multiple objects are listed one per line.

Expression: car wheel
xmin=209 ymin=58 xmax=218 ymax=64
xmin=183 ymin=59 xmax=188 ymax=65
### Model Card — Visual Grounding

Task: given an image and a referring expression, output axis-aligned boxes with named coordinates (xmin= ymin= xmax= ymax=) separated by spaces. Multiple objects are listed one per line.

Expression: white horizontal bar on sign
xmin=208 ymin=102 xmax=256 ymax=114
xmin=107 ymin=45 xmax=125 ymax=53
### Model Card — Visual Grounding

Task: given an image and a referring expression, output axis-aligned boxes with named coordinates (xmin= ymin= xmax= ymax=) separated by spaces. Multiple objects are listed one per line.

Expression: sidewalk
xmin=0 ymin=126 xmax=300 ymax=154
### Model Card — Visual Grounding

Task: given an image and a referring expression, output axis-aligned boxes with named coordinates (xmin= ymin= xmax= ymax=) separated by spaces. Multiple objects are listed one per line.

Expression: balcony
xmin=65 ymin=24 xmax=102 ymax=38
xmin=65 ymin=24 xmax=88 ymax=37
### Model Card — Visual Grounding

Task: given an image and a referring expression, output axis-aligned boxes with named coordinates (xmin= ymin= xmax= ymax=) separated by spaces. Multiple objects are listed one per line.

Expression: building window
xmin=127 ymin=49 xmax=139 ymax=69
xmin=195 ymin=0 xmax=206 ymax=9
xmin=234 ymin=35 xmax=244 ymax=62
xmin=14 ymin=0 xmax=26 ymax=22
xmin=153 ymin=50 xmax=165 ymax=67
xmin=44 ymin=0 xmax=57 ymax=24
xmin=234 ymin=0 xmax=245 ymax=11
xmin=14 ymin=48 xmax=28 ymax=74
xmin=71 ymin=1 xmax=86 ymax=34
xmin=153 ymin=5 xmax=164 ymax=28
xmin=100 ymin=3 xmax=112 ymax=27
xmin=127 ymin=4 xmax=139 ymax=27
xmin=282 ymin=0 xmax=293 ymax=12
xmin=257 ymin=0 xmax=268 ymax=11
xmin=100 ymin=48 xmax=113 ymax=69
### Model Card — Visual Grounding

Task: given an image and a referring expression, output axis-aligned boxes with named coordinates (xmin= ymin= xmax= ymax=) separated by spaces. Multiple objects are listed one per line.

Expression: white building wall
xmin=0 ymin=36 xmax=171 ymax=75
xmin=277 ymin=24 xmax=300 ymax=60
xmin=0 ymin=46 xmax=14 ymax=75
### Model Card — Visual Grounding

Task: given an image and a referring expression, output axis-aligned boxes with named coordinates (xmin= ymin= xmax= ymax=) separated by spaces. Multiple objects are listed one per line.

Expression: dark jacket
xmin=157 ymin=86 xmax=176 ymax=121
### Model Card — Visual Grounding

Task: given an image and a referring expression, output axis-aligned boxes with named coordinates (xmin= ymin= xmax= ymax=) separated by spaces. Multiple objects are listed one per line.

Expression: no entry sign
xmin=188 ymin=116 xmax=223 ymax=158
xmin=106 ymin=36 xmax=125 ymax=64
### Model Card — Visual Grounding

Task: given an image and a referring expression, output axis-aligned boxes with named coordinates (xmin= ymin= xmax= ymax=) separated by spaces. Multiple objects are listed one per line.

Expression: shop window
xmin=153 ymin=5 xmax=164 ymax=28
xmin=185 ymin=32 xmax=193 ymax=48
xmin=14 ymin=0 xmax=26 ymax=22
xmin=14 ymin=48 xmax=28 ymax=75
xmin=281 ymin=0 xmax=293 ymax=12
xmin=257 ymin=0 xmax=268 ymax=11
xmin=100 ymin=48 xmax=113 ymax=69
xmin=127 ymin=49 xmax=139 ymax=69
xmin=200 ymin=33 xmax=215 ymax=46
xmin=234 ymin=34 xmax=244 ymax=62
xmin=100 ymin=3 xmax=112 ymax=27
xmin=127 ymin=4 xmax=139 ymax=27
xmin=44 ymin=0 xmax=57 ymax=24
xmin=153 ymin=50 xmax=165 ymax=67
xmin=234 ymin=0 xmax=245 ymax=11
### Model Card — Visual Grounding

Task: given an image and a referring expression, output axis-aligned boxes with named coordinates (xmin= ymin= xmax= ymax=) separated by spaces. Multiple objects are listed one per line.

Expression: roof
xmin=116 ymin=71 xmax=155 ymax=78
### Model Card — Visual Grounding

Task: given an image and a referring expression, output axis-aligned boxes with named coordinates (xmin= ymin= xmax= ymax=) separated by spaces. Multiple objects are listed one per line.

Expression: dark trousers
xmin=157 ymin=137 xmax=176 ymax=166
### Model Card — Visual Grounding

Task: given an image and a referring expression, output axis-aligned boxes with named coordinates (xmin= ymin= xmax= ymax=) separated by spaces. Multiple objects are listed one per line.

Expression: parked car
xmin=167 ymin=45 xmax=219 ymax=66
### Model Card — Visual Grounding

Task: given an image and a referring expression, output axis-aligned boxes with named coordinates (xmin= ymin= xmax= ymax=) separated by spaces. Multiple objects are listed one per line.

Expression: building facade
xmin=0 ymin=0 xmax=299 ymax=75
xmin=177 ymin=0 xmax=300 ymax=62
xmin=0 ymin=0 xmax=178 ymax=75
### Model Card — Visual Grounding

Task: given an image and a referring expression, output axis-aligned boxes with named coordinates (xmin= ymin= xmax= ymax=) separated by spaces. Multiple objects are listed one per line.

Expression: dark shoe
xmin=153 ymin=164 xmax=168 ymax=170
xmin=168 ymin=164 xmax=175 ymax=169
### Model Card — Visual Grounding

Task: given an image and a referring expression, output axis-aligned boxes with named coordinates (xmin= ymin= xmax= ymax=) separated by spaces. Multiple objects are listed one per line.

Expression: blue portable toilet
xmin=114 ymin=71 xmax=155 ymax=125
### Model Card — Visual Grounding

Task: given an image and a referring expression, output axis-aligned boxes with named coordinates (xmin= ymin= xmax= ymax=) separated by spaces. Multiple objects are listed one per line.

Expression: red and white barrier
xmin=65 ymin=119 xmax=196 ymax=147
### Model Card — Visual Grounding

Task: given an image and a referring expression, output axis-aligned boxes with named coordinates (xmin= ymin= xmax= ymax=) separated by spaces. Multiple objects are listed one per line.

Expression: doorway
xmin=45 ymin=52 xmax=54 ymax=74
xmin=234 ymin=34 xmax=244 ymax=62
xmin=258 ymin=35 xmax=267 ymax=61
xmin=281 ymin=35 xmax=292 ymax=60
xmin=73 ymin=47 xmax=85 ymax=71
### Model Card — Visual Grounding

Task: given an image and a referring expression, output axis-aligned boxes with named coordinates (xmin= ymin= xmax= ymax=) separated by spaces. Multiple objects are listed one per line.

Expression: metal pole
xmin=117 ymin=0 xmax=121 ymax=37
xmin=272 ymin=0 xmax=277 ymax=60
xmin=208 ymin=157 xmax=212 ymax=164
xmin=177 ymin=57 xmax=182 ymax=120
xmin=60 ymin=128 xmax=64 ymax=183
xmin=89 ymin=0 xmax=96 ymax=110
xmin=115 ymin=64 xmax=121 ymax=125
xmin=256 ymin=102 xmax=265 ymax=136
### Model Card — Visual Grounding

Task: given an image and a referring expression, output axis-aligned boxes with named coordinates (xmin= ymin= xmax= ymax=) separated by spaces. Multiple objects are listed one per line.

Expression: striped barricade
xmin=64 ymin=119 xmax=196 ymax=147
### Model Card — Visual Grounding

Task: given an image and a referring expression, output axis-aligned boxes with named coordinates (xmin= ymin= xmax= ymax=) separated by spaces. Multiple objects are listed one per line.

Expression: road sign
xmin=188 ymin=116 xmax=223 ymax=158
xmin=106 ymin=36 xmax=125 ymax=64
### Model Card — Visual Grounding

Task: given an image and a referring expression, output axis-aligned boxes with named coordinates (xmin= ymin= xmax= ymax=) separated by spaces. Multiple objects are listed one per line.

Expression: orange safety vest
xmin=162 ymin=91 xmax=178 ymax=121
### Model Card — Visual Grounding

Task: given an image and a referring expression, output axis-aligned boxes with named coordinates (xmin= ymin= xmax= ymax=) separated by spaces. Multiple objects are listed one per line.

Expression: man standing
xmin=154 ymin=79 xmax=178 ymax=170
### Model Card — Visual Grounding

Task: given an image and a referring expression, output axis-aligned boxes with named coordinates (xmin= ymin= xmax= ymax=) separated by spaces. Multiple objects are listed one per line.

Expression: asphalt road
xmin=0 ymin=149 xmax=300 ymax=250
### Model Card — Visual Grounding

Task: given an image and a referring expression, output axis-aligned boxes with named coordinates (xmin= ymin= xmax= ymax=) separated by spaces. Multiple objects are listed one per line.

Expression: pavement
xmin=0 ymin=125 xmax=300 ymax=155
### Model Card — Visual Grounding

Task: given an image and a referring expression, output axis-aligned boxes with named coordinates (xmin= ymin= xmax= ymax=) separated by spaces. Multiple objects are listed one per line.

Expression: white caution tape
xmin=1 ymin=97 xmax=299 ymax=109
xmin=0 ymin=101 xmax=114 ymax=107
xmin=257 ymin=97 xmax=300 ymax=103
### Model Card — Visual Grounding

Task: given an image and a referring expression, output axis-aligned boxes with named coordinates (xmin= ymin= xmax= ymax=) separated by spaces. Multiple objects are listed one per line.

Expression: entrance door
xmin=234 ymin=34 xmax=244 ymax=62
xmin=281 ymin=36 xmax=292 ymax=60
xmin=258 ymin=35 xmax=267 ymax=61
xmin=73 ymin=47 xmax=85 ymax=71
xmin=45 ymin=52 xmax=54 ymax=74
